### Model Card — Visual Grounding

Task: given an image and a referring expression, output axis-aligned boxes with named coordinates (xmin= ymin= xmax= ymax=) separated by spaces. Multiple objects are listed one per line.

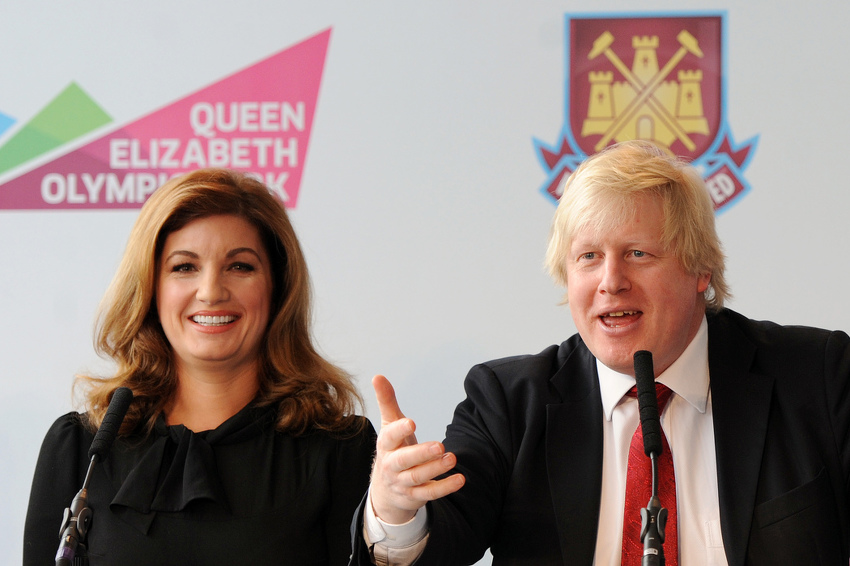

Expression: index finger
xmin=372 ymin=374 xmax=406 ymax=425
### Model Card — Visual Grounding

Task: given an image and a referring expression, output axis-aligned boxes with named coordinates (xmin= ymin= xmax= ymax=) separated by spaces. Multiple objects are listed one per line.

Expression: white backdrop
xmin=1 ymin=1 xmax=848 ymax=564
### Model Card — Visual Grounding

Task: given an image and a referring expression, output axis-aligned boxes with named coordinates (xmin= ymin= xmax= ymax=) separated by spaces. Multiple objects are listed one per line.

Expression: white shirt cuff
xmin=364 ymin=488 xmax=429 ymax=548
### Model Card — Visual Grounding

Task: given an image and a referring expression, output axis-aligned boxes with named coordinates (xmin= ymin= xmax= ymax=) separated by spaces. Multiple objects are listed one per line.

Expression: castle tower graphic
xmin=581 ymin=32 xmax=709 ymax=151
xmin=632 ymin=35 xmax=660 ymax=84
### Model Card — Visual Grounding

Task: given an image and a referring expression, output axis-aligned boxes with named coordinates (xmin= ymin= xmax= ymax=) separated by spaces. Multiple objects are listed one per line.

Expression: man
xmin=351 ymin=140 xmax=850 ymax=565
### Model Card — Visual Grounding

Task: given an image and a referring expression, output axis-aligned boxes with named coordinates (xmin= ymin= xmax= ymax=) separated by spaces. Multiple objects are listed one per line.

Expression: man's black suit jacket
xmin=351 ymin=308 xmax=850 ymax=565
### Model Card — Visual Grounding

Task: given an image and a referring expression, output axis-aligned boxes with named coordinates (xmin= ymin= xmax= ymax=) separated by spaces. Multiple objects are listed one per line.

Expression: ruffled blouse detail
xmin=108 ymin=403 xmax=277 ymax=533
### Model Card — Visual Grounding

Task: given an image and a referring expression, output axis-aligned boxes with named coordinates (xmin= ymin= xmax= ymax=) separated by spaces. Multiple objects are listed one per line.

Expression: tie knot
xmin=626 ymin=382 xmax=674 ymax=411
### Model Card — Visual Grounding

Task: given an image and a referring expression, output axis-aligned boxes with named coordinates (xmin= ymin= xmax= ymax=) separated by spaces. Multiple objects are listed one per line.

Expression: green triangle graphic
xmin=0 ymin=82 xmax=112 ymax=175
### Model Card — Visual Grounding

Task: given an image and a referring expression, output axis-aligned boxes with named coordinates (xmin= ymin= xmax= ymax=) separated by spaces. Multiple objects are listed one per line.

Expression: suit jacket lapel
xmin=546 ymin=340 xmax=603 ymax=566
xmin=541 ymin=312 xmax=775 ymax=566
xmin=708 ymin=312 xmax=775 ymax=566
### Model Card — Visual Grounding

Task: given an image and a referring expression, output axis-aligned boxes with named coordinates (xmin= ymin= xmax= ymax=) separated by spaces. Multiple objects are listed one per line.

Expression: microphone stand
xmin=639 ymin=452 xmax=668 ymax=566
xmin=54 ymin=386 xmax=133 ymax=566
xmin=633 ymin=351 xmax=668 ymax=566
xmin=55 ymin=455 xmax=98 ymax=566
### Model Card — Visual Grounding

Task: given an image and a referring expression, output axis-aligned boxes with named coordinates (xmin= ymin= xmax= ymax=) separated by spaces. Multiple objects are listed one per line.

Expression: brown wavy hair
xmin=77 ymin=168 xmax=363 ymax=437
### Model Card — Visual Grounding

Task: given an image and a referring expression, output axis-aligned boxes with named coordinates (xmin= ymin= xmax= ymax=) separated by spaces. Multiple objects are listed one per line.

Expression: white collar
xmin=597 ymin=316 xmax=710 ymax=421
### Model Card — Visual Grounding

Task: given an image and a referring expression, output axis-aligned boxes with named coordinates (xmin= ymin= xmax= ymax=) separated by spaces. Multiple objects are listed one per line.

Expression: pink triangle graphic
xmin=0 ymin=28 xmax=330 ymax=210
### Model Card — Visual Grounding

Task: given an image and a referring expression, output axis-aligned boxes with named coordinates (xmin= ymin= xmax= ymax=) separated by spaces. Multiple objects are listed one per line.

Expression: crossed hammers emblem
xmin=588 ymin=29 xmax=703 ymax=152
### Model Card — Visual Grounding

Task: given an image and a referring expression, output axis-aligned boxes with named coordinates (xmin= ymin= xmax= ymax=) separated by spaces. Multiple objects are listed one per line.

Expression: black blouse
xmin=23 ymin=403 xmax=376 ymax=565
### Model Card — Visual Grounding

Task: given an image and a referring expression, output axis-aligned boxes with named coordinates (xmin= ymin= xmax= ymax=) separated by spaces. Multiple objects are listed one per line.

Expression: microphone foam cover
xmin=633 ymin=351 xmax=663 ymax=457
xmin=88 ymin=387 xmax=133 ymax=460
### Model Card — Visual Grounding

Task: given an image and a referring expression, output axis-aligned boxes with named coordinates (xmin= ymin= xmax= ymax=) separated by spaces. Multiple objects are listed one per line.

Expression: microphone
xmin=88 ymin=387 xmax=133 ymax=461
xmin=55 ymin=387 xmax=133 ymax=566
xmin=633 ymin=351 xmax=667 ymax=566
xmin=634 ymin=351 xmax=662 ymax=458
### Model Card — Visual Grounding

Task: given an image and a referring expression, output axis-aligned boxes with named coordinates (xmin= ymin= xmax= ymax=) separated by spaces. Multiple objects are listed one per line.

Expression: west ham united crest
xmin=535 ymin=12 xmax=758 ymax=212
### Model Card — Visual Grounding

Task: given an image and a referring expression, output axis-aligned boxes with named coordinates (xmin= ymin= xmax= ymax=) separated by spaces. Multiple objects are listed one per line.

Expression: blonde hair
xmin=544 ymin=140 xmax=729 ymax=311
xmin=77 ymin=168 xmax=363 ymax=436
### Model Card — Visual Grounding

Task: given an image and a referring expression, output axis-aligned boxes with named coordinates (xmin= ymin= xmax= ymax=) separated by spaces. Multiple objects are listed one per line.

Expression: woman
xmin=23 ymin=169 xmax=375 ymax=565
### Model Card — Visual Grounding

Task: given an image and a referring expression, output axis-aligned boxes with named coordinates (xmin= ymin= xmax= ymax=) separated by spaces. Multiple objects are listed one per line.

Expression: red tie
xmin=621 ymin=383 xmax=678 ymax=566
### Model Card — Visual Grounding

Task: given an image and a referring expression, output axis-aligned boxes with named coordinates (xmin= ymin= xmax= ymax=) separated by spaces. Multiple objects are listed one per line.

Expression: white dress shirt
xmin=594 ymin=317 xmax=727 ymax=565
xmin=366 ymin=317 xmax=729 ymax=565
